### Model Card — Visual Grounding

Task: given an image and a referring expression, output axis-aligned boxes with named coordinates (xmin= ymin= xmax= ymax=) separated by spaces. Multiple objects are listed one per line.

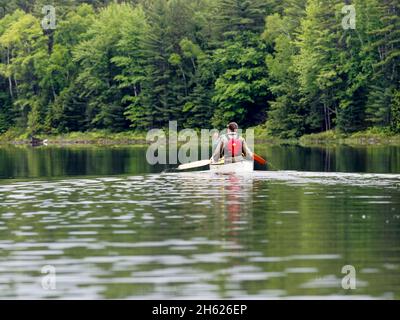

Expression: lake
xmin=0 ymin=145 xmax=399 ymax=299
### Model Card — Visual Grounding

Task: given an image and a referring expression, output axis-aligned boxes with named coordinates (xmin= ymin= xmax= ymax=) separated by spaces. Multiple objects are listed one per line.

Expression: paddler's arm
xmin=242 ymin=139 xmax=254 ymax=160
xmin=211 ymin=140 xmax=224 ymax=163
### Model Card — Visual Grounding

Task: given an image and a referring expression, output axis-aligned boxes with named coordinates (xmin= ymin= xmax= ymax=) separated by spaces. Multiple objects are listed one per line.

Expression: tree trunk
xmin=7 ymin=48 xmax=13 ymax=100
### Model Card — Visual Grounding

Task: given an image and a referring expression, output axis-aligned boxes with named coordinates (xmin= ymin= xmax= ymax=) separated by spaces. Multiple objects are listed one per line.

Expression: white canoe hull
xmin=210 ymin=160 xmax=254 ymax=174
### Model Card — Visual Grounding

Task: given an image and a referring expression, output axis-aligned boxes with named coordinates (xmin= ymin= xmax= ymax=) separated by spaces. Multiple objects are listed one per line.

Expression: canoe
xmin=210 ymin=160 xmax=254 ymax=174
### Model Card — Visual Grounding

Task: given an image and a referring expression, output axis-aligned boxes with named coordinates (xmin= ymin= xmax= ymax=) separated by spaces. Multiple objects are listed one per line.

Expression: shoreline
xmin=1 ymin=130 xmax=400 ymax=147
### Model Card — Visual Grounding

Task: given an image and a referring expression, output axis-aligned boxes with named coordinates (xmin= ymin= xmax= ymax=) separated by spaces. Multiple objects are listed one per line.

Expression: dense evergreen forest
xmin=0 ymin=0 xmax=399 ymax=138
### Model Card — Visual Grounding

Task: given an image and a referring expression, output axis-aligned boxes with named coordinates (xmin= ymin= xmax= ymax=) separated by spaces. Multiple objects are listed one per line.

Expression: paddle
xmin=178 ymin=160 xmax=211 ymax=171
xmin=253 ymin=153 xmax=267 ymax=165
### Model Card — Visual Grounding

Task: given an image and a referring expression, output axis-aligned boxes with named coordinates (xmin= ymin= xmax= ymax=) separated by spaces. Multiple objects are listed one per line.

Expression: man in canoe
xmin=211 ymin=122 xmax=254 ymax=164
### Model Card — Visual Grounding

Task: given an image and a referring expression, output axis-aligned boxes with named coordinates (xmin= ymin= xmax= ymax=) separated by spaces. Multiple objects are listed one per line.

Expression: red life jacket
xmin=227 ymin=137 xmax=242 ymax=157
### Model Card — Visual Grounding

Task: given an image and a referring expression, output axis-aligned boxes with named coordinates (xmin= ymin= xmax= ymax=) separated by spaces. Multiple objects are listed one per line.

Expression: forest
xmin=0 ymin=0 xmax=398 ymax=139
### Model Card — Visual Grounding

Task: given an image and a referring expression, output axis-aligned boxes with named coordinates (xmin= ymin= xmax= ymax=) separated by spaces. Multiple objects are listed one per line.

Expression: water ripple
xmin=0 ymin=173 xmax=399 ymax=299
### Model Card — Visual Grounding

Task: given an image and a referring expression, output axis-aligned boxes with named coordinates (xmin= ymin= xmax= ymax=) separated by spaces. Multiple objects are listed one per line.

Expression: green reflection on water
xmin=1 ymin=144 xmax=400 ymax=179
xmin=0 ymin=145 xmax=399 ymax=299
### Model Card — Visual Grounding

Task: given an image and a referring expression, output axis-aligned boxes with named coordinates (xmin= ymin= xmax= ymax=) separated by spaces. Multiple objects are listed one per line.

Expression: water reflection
xmin=257 ymin=145 xmax=400 ymax=174
xmin=1 ymin=144 xmax=400 ymax=179
xmin=0 ymin=172 xmax=399 ymax=298
xmin=225 ymin=175 xmax=244 ymax=237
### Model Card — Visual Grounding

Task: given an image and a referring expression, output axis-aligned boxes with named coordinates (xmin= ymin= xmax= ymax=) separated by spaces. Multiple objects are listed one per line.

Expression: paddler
xmin=211 ymin=122 xmax=254 ymax=164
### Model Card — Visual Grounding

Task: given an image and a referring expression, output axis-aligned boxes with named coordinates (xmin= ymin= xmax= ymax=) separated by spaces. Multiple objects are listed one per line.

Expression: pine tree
xmin=111 ymin=5 xmax=149 ymax=130
xmin=365 ymin=0 xmax=400 ymax=128
xmin=179 ymin=38 xmax=215 ymax=128
xmin=366 ymin=85 xmax=393 ymax=126
xmin=370 ymin=0 xmax=400 ymax=84
xmin=139 ymin=0 xmax=211 ymax=129
xmin=211 ymin=0 xmax=270 ymax=128
xmin=265 ymin=30 xmax=305 ymax=138
xmin=140 ymin=0 xmax=180 ymax=128
xmin=0 ymin=11 xmax=47 ymax=133
xmin=73 ymin=2 xmax=137 ymax=131
xmin=0 ymin=91 xmax=12 ymax=133
xmin=263 ymin=0 xmax=307 ymax=138
xmin=215 ymin=0 xmax=268 ymax=40
xmin=295 ymin=0 xmax=363 ymax=133
xmin=390 ymin=90 xmax=400 ymax=133
xmin=45 ymin=4 xmax=95 ymax=132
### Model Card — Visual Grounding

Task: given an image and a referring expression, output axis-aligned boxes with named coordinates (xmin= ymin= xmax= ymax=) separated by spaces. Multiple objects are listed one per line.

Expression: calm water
xmin=0 ymin=145 xmax=399 ymax=299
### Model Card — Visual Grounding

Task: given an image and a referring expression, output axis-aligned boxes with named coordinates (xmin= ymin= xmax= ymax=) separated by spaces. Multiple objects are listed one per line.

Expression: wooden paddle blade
xmin=178 ymin=160 xmax=211 ymax=170
xmin=253 ymin=154 xmax=267 ymax=165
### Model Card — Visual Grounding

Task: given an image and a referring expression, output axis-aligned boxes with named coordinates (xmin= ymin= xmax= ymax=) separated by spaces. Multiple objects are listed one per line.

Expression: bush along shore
xmin=298 ymin=129 xmax=400 ymax=146
xmin=1 ymin=128 xmax=400 ymax=147
xmin=0 ymin=129 xmax=149 ymax=146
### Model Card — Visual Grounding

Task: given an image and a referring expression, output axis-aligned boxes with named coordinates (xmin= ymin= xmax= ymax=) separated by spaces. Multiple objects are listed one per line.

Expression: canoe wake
xmin=178 ymin=170 xmax=400 ymax=188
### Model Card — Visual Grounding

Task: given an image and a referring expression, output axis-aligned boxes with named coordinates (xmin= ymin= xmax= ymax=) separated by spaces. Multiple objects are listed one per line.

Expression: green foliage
xmin=215 ymin=0 xmax=268 ymax=39
xmin=0 ymin=0 xmax=398 ymax=138
xmin=264 ymin=0 xmax=400 ymax=137
xmin=110 ymin=5 xmax=149 ymax=129
xmin=263 ymin=12 xmax=305 ymax=138
xmin=212 ymin=39 xmax=270 ymax=127
xmin=366 ymin=85 xmax=393 ymax=127
xmin=211 ymin=0 xmax=270 ymax=128
xmin=391 ymin=90 xmax=400 ymax=133
xmin=0 ymin=92 xmax=12 ymax=133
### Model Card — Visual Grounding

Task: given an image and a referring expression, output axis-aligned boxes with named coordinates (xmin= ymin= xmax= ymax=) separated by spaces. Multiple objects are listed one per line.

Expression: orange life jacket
xmin=226 ymin=137 xmax=242 ymax=157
